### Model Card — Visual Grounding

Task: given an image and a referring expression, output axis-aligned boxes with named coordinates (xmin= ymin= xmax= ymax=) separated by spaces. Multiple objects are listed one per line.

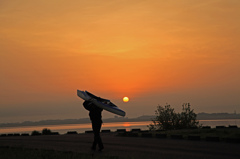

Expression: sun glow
xmin=123 ymin=97 xmax=129 ymax=102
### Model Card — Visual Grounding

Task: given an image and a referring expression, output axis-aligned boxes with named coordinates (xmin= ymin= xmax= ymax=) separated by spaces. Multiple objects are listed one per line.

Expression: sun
xmin=123 ymin=96 xmax=129 ymax=102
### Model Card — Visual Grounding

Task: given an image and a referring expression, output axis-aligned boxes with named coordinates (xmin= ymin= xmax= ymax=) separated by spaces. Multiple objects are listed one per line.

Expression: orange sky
xmin=1 ymin=0 xmax=240 ymax=123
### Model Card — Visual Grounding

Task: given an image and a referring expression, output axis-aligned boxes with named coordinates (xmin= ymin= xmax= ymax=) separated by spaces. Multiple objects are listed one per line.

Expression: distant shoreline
xmin=1 ymin=113 xmax=239 ymax=128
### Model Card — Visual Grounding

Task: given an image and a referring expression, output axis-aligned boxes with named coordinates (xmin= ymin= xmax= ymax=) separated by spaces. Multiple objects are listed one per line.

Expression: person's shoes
xmin=98 ymin=147 xmax=104 ymax=152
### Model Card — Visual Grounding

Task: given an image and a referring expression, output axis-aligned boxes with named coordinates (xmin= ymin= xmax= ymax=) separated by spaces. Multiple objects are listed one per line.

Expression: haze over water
xmin=1 ymin=0 xmax=240 ymax=123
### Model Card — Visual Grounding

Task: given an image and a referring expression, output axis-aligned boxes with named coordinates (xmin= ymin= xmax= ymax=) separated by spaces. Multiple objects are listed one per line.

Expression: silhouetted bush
xmin=42 ymin=128 xmax=52 ymax=135
xmin=116 ymin=129 xmax=126 ymax=133
xmin=21 ymin=133 xmax=29 ymax=136
xmin=31 ymin=130 xmax=41 ymax=136
xmin=202 ymin=126 xmax=211 ymax=129
xmin=51 ymin=132 xmax=60 ymax=135
xmin=85 ymin=130 xmax=93 ymax=133
xmin=131 ymin=129 xmax=141 ymax=132
xmin=0 ymin=134 xmax=7 ymax=137
xmin=178 ymin=103 xmax=200 ymax=129
xmin=228 ymin=125 xmax=238 ymax=128
xmin=67 ymin=131 xmax=78 ymax=134
xmin=101 ymin=129 xmax=111 ymax=133
xmin=148 ymin=103 xmax=201 ymax=130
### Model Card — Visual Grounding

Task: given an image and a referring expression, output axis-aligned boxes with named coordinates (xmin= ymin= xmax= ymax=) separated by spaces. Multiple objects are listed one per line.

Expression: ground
xmin=0 ymin=133 xmax=239 ymax=159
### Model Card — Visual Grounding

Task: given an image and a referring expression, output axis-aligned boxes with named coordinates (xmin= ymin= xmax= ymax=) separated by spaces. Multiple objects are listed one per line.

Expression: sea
xmin=1 ymin=119 xmax=240 ymax=135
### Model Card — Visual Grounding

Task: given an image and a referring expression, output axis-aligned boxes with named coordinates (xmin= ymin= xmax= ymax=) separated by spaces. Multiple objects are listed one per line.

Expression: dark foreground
xmin=0 ymin=133 xmax=239 ymax=159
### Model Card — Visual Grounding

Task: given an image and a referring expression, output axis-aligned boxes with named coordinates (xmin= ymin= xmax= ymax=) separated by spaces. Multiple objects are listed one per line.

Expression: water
xmin=1 ymin=119 xmax=239 ymax=135
xmin=0 ymin=121 xmax=151 ymax=135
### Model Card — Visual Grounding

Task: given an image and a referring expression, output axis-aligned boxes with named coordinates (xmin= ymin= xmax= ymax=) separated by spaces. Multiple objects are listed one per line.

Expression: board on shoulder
xmin=77 ymin=90 xmax=126 ymax=117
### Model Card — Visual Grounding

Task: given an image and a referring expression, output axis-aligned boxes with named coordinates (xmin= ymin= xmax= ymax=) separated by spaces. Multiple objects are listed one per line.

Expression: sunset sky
xmin=1 ymin=0 xmax=240 ymax=123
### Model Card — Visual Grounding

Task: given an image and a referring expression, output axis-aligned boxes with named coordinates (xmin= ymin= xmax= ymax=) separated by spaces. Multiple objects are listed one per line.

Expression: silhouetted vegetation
xmin=148 ymin=103 xmax=201 ymax=130
xmin=42 ymin=128 xmax=52 ymax=135
xmin=31 ymin=130 xmax=41 ymax=136
xmin=118 ymin=128 xmax=240 ymax=143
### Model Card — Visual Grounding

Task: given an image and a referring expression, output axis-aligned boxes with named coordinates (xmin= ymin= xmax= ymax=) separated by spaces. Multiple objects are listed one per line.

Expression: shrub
xmin=148 ymin=103 xmax=200 ymax=130
xmin=31 ymin=130 xmax=41 ymax=136
xmin=42 ymin=128 xmax=52 ymax=135
xmin=179 ymin=103 xmax=200 ymax=129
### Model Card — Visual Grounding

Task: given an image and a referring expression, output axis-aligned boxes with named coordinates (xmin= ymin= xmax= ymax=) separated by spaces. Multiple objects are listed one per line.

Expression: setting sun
xmin=123 ymin=97 xmax=129 ymax=102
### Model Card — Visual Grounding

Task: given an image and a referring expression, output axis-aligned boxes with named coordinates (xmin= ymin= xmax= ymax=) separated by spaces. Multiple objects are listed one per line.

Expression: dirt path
xmin=0 ymin=133 xmax=239 ymax=159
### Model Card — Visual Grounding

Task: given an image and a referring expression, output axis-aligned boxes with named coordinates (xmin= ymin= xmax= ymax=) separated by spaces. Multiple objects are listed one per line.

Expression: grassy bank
xmin=163 ymin=128 xmax=240 ymax=139
xmin=0 ymin=146 xmax=119 ymax=159
xmin=118 ymin=128 xmax=240 ymax=142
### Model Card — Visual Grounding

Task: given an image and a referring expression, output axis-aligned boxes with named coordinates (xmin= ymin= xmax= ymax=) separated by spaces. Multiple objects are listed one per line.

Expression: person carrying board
xmin=83 ymin=100 xmax=104 ymax=151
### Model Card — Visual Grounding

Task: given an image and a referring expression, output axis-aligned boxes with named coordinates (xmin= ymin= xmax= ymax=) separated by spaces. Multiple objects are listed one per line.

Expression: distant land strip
xmin=0 ymin=113 xmax=239 ymax=128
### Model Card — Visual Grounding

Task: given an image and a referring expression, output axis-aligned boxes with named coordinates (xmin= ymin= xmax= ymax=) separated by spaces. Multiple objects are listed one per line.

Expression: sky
xmin=1 ymin=0 xmax=240 ymax=123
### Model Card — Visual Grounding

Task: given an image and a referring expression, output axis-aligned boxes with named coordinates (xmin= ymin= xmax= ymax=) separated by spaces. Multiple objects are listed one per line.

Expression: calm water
xmin=1 ymin=119 xmax=240 ymax=134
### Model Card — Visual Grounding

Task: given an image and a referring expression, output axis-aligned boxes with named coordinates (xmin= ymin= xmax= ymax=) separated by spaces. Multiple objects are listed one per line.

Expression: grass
xmin=118 ymin=128 xmax=240 ymax=142
xmin=0 ymin=146 xmax=119 ymax=159
xmin=162 ymin=128 xmax=240 ymax=139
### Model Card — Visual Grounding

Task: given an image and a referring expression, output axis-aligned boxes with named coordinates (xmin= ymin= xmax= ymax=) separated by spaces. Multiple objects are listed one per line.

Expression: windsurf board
xmin=77 ymin=90 xmax=126 ymax=117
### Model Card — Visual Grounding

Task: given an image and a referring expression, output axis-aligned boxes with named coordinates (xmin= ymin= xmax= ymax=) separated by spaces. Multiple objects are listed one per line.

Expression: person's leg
xmin=92 ymin=121 xmax=104 ymax=150
xmin=96 ymin=122 xmax=104 ymax=150
xmin=91 ymin=122 xmax=97 ymax=150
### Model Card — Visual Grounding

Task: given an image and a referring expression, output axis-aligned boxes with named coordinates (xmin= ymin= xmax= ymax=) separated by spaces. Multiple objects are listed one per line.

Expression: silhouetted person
xmin=83 ymin=100 xmax=104 ymax=151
